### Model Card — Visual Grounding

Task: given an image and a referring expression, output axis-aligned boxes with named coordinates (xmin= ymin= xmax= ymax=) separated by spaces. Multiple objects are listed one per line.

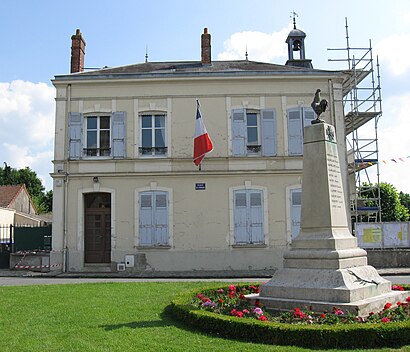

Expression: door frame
xmin=84 ymin=193 xmax=111 ymax=263
xmin=77 ymin=187 xmax=115 ymax=266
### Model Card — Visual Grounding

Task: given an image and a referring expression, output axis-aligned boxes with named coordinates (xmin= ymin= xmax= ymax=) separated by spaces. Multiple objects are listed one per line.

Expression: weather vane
xmin=290 ymin=10 xmax=298 ymax=29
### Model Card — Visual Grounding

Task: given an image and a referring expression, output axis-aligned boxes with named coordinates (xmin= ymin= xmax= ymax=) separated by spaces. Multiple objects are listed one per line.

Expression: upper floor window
xmin=287 ymin=107 xmax=314 ymax=156
xmin=85 ymin=116 xmax=111 ymax=156
xmin=232 ymin=108 xmax=276 ymax=157
xmin=140 ymin=114 xmax=167 ymax=156
xmin=68 ymin=112 xmax=126 ymax=159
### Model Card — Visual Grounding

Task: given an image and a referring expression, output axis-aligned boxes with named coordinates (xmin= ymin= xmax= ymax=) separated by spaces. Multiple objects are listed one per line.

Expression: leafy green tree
xmin=0 ymin=163 xmax=52 ymax=213
xmin=399 ymin=191 xmax=410 ymax=214
xmin=33 ymin=190 xmax=53 ymax=214
xmin=357 ymin=182 xmax=409 ymax=222
xmin=379 ymin=183 xmax=409 ymax=221
xmin=377 ymin=183 xmax=409 ymax=221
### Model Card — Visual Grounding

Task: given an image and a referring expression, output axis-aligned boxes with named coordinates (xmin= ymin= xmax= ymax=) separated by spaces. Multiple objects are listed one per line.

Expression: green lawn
xmin=0 ymin=282 xmax=408 ymax=352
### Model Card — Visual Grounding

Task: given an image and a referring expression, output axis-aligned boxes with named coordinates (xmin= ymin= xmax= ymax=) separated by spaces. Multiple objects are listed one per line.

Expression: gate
xmin=0 ymin=225 xmax=52 ymax=269
xmin=0 ymin=225 xmax=13 ymax=269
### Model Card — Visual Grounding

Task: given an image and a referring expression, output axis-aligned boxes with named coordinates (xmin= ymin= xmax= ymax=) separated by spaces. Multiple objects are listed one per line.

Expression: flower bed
xmin=194 ymin=284 xmax=410 ymax=324
xmin=167 ymin=283 xmax=410 ymax=348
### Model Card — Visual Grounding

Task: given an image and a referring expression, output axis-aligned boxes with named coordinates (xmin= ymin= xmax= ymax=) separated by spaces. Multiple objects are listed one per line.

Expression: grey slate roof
xmin=54 ymin=60 xmax=346 ymax=81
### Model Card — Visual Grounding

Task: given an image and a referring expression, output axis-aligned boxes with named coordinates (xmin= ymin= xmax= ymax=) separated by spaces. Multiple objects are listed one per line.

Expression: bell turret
xmin=285 ymin=14 xmax=313 ymax=68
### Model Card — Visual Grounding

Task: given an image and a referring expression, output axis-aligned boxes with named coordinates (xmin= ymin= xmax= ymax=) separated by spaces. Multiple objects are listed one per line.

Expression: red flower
xmin=397 ymin=301 xmax=402 ymax=306
xmin=229 ymin=292 xmax=235 ymax=299
xmin=406 ymin=297 xmax=410 ymax=303
xmin=392 ymin=285 xmax=405 ymax=291
xmin=201 ymin=297 xmax=210 ymax=303
xmin=228 ymin=284 xmax=236 ymax=292
xmin=258 ymin=315 xmax=267 ymax=321
xmin=381 ymin=317 xmax=390 ymax=323
xmin=236 ymin=311 xmax=244 ymax=318
xmin=293 ymin=308 xmax=306 ymax=319
xmin=218 ymin=298 xmax=223 ymax=304
xmin=239 ymin=293 xmax=246 ymax=300
xmin=384 ymin=302 xmax=392 ymax=310
xmin=254 ymin=300 xmax=261 ymax=307
xmin=196 ymin=293 xmax=203 ymax=299
xmin=217 ymin=289 xmax=224 ymax=293
xmin=230 ymin=309 xmax=237 ymax=316
xmin=320 ymin=313 xmax=326 ymax=319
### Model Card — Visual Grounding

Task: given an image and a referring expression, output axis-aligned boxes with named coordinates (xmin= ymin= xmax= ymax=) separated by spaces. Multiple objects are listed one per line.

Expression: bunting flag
xmin=193 ymin=100 xmax=213 ymax=166
xmin=355 ymin=155 xmax=410 ymax=167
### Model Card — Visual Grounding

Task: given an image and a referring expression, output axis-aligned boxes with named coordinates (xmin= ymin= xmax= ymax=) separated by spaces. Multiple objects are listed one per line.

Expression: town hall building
xmin=51 ymin=24 xmax=354 ymax=275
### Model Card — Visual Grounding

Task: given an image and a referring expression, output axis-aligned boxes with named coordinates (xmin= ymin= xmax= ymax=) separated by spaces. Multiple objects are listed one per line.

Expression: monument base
xmin=247 ymin=289 xmax=408 ymax=317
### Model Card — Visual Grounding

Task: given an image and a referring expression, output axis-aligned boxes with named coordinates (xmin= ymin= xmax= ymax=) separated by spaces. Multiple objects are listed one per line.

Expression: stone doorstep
xmin=246 ymin=290 xmax=410 ymax=317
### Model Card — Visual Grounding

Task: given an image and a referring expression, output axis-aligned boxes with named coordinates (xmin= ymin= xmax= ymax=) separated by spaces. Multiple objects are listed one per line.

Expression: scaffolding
xmin=328 ymin=18 xmax=383 ymax=223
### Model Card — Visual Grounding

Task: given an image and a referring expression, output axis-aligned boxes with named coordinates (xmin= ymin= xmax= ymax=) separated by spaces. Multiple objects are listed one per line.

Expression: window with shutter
xmin=232 ymin=108 xmax=277 ymax=157
xmin=233 ymin=189 xmax=264 ymax=244
xmin=139 ymin=191 xmax=169 ymax=246
xmin=68 ymin=111 xmax=126 ymax=159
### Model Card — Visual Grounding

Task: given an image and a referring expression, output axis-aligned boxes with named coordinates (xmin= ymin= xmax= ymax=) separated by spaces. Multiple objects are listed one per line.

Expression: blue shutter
xmin=290 ymin=188 xmax=302 ymax=240
xmin=249 ymin=191 xmax=263 ymax=243
xmin=232 ymin=109 xmax=246 ymax=156
xmin=288 ymin=108 xmax=303 ymax=156
xmin=303 ymin=108 xmax=315 ymax=127
xmin=68 ymin=112 xmax=82 ymax=159
xmin=261 ymin=109 xmax=276 ymax=156
xmin=139 ymin=192 xmax=154 ymax=245
xmin=154 ymin=192 xmax=168 ymax=245
xmin=234 ymin=191 xmax=248 ymax=243
xmin=112 ymin=112 xmax=126 ymax=158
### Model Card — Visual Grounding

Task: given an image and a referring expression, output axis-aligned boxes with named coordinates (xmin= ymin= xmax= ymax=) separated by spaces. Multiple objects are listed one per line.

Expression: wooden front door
xmin=84 ymin=193 xmax=111 ymax=263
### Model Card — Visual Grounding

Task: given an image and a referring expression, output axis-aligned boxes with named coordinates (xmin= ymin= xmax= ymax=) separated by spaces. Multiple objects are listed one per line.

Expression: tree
xmin=399 ymin=191 xmax=410 ymax=214
xmin=0 ymin=163 xmax=52 ymax=213
xmin=378 ymin=183 xmax=409 ymax=221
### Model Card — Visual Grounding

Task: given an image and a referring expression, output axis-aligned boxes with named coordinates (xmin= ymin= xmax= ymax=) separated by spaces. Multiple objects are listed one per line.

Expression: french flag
xmin=193 ymin=101 xmax=213 ymax=166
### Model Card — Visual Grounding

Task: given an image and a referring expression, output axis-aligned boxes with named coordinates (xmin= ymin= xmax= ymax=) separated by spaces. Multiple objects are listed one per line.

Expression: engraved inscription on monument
xmin=327 ymin=144 xmax=344 ymax=210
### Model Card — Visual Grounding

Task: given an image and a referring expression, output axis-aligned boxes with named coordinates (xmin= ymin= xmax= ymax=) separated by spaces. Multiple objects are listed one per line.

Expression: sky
xmin=1 ymin=0 xmax=409 ymax=194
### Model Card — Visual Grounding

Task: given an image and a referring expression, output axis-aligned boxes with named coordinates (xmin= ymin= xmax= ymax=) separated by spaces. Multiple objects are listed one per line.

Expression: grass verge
xmin=0 ymin=281 xmax=407 ymax=351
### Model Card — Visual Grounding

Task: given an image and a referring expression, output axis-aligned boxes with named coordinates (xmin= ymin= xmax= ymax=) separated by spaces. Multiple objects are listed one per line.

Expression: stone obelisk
xmin=252 ymin=123 xmax=407 ymax=316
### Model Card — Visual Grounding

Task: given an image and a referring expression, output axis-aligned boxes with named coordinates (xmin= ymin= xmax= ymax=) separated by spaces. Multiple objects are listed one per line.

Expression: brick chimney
xmin=70 ymin=29 xmax=86 ymax=73
xmin=201 ymin=28 xmax=211 ymax=65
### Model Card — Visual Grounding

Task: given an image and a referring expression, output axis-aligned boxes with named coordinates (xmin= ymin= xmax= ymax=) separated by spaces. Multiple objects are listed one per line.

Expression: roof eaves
xmin=53 ymin=68 xmax=346 ymax=82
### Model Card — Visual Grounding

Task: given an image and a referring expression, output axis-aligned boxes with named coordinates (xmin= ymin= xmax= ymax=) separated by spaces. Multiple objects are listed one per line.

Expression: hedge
xmin=166 ymin=285 xmax=410 ymax=349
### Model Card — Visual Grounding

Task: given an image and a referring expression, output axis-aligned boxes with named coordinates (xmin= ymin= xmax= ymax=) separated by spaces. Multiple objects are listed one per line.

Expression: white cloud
xmin=374 ymin=34 xmax=410 ymax=76
xmin=217 ymin=24 xmax=292 ymax=62
xmin=0 ymin=80 xmax=55 ymax=190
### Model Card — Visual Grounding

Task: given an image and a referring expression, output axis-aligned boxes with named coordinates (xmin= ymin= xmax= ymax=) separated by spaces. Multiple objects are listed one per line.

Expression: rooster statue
xmin=310 ymin=89 xmax=328 ymax=124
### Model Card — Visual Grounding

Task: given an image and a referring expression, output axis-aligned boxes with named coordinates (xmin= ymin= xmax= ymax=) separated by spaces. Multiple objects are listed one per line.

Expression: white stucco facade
xmin=51 ymin=29 xmax=352 ymax=275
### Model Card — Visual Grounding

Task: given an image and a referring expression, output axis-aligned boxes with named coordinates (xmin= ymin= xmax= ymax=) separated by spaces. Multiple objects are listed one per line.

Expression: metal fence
xmin=0 ymin=224 xmax=52 ymax=268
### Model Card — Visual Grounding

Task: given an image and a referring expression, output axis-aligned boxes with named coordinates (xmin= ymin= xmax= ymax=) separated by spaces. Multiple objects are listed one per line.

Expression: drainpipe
xmin=63 ymin=83 xmax=71 ymax=272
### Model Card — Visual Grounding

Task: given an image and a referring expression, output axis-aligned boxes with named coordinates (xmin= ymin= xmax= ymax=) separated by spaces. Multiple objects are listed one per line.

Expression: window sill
xmin=136 ymin=245 xmax=171 ymax=250
xmin=138 ymin=155 xmax=169 ymax=159
xmin=232 ymin=243 xmax=267 ymax=249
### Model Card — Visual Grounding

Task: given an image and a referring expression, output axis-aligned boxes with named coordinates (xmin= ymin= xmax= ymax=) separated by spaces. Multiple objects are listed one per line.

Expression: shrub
xmin=166 ymin=284 xmax=410 ymax=348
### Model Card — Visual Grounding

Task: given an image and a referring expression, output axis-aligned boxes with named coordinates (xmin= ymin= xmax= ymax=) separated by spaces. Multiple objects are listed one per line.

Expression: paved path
xmin=0 ymin=277 xmax=267 ymax=286
xmin=0 ymin=275 xmax=408 ymax=287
